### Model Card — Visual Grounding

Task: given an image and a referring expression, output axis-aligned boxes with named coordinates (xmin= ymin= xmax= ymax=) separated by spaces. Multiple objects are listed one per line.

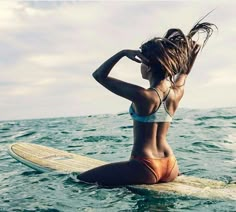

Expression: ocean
xmin=0 ymin=107 xmax=235 ymax=211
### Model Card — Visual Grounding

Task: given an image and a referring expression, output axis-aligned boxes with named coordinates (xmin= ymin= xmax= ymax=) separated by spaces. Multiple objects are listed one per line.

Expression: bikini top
xmin=129 ymin=87 xmax=173 ymax=123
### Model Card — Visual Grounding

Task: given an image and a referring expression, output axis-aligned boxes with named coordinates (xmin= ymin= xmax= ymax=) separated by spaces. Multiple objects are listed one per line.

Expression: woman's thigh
xmin=78 ymin=160 xmax=156 ymax=186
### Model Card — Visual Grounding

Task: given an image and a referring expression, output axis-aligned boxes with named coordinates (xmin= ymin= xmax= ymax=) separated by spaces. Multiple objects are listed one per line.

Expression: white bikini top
xmin=129 ymin=87 xmax=173 ymax=123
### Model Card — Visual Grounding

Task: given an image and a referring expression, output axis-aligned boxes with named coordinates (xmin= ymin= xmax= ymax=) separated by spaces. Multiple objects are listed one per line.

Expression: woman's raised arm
xmin=92 ymin=50 xmax=149 ymax=103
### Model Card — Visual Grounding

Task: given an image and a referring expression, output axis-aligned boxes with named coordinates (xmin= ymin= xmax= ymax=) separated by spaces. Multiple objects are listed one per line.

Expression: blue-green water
xmin=0 ymin=108 xmax=236 ymax=211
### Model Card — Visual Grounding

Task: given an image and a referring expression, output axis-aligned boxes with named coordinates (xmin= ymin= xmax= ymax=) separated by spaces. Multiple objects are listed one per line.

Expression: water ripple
xmin=15 ymin=131 xmax=37 ymax=139
xmin=120 ymin=125 xmax=133 ymax=129
xmin=196 ymin=115 xmax=236 ymax=121
xmin=1 ymin=107 xmax=236 ymax=211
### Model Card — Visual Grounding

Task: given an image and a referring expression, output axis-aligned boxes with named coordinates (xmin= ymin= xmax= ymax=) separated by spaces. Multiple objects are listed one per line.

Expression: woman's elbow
xmin=92 ymin=71 xmax=104 ymax=83
xmin=92 ymin=71 xmax=99 ymax=80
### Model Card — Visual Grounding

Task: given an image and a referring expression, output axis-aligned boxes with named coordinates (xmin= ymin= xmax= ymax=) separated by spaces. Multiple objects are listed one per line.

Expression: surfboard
xmin=8 ymin=142 xmax=236 ymax=200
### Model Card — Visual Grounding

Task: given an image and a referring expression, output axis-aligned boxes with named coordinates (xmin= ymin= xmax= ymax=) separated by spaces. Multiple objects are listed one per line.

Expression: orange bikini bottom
xmin=131 ymin=155 xmax=179 ymax=183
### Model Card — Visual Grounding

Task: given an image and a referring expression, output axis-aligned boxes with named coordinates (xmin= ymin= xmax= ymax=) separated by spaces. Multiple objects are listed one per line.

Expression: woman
xmin=78 ymin=21 xmax=216 ymax=186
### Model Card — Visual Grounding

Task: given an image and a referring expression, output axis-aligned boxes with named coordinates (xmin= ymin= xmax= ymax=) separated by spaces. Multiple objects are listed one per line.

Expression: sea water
xmin=0 ymin=107 xmax=235 ymax=211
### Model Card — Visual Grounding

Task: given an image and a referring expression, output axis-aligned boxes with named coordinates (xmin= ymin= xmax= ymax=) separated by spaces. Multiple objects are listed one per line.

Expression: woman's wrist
xmin=118 ymin=49 xmax=127 ymax=57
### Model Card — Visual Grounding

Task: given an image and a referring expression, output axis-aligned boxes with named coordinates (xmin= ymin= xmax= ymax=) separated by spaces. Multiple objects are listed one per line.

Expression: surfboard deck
xmin=8 ymin=142 xmax=236 ymax=200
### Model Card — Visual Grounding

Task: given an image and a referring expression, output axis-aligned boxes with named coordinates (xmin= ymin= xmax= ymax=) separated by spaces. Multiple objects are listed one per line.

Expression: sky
xmin=0 ymin=0 xmax=235 ymax=121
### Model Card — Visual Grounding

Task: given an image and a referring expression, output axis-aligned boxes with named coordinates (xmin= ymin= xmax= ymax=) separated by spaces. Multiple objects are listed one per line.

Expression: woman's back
xmin=130 ymin=83 xmax=181 ymax=158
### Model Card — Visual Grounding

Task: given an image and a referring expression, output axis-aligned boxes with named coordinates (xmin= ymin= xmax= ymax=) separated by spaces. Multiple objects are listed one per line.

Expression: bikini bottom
xmin=131 ymin=155 xmax=179 ymax=183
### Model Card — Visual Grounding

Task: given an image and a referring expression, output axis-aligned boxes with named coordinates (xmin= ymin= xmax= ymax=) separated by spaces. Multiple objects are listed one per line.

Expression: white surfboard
xmin=8 ymin=142 xmax=236 ymax=200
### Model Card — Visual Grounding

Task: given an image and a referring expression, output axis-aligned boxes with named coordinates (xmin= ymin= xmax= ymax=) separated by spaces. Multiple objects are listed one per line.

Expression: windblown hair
xmin=140 ymin=18 xmax=217 ymax=85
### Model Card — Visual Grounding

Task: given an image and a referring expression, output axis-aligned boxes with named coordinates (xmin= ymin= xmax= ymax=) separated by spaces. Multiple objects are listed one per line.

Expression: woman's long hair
xmin=140 ymin=15 xmax=217 ymax=86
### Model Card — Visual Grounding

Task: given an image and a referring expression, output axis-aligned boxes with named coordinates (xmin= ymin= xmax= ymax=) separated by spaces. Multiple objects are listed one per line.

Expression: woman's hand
xmin=188 ymin=42 xmax=201 ymax=73
xmin=185 ymin=42 xmax=201 ymax=74
xmin=122 ymin=50 xmax=149 ymax=64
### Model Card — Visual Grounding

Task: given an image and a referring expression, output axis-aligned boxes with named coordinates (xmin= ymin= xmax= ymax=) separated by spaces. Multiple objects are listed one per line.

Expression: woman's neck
xmin=149 ymin=78 xmax=165 ymax=88
xmin=149 ymin=78 xmax=171 ymax=93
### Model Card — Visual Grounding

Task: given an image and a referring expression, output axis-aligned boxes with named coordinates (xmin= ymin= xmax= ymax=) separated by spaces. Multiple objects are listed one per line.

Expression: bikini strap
xmin=163 ymin=88 xmax=171 ymax=101
xmin=150 ymin=87 xmax=171 ymax=102
xmin=150 ymin=87 xmax=162 ymax=102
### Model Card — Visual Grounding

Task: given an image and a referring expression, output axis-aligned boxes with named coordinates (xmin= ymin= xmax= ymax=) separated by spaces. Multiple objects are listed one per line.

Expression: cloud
xmin=204 ymin=68 xmax=236 ymax=87
xmin=0 ymin=1 xmax=235 ymax=120
xmin=27 ymin=52 xmax=99 ymax=68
